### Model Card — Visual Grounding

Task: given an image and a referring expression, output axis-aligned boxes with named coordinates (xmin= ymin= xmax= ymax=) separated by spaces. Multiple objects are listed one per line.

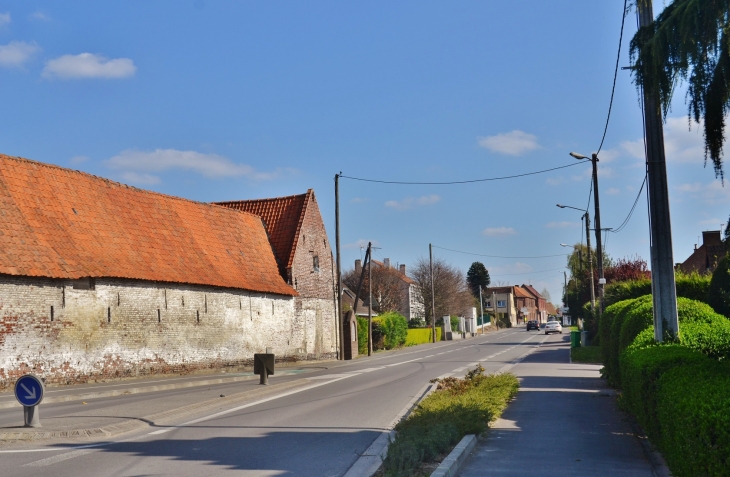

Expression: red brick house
xmin=215 ymin=190 xmax=338 ymax=359
xmin=521 ymin=284 xmax=547 ymax=323
xmin=513 ymin=286 xmax=537 ymax=324
xmin=676 ymin=230 xmax=724 ymax=275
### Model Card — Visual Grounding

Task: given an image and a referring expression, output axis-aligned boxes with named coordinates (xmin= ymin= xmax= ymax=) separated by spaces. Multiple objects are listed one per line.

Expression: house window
xmin=497 ymin=300 xmax=506 ymax=308
xmin=484 ymin=301 xmax=492 ymax=308
xmin=313 ymin=256 xmax=320 ymax=272
xmin=72 ymin=277 xmax=95 ymax=290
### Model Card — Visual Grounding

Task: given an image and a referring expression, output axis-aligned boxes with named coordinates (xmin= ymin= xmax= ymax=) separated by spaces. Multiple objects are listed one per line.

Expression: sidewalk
xmin=459 ymin=335 xmax=657 ymax=477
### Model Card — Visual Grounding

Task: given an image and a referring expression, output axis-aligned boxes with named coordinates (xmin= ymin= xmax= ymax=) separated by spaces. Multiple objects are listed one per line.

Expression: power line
xmin=609 ymin=174 xmax=647 ymax=234
xmin=491 ymin=267 xmax=566 ymax=277
xmin=432 ymin=245 xmax=567 ymax=259
xmin=339 ymin=162 xmax=586 ymax=185
xmin=596 ymin=0 xmax=629 ymax=155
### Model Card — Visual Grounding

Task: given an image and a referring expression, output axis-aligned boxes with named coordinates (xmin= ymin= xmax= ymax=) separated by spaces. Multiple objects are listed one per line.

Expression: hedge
xmin=381 ymin=312 xmax=409 ymax=349
xmin=405 ymin=328 xmax=442 ymax=346
xmin=603 ymin=272 xmax=711 ymax=308
xmin=620 ymin=345 xmax=730 ymax=477
xmin=599 ymin=298 xmax=637 ymax=376
xmin=709 ymin=254 xmax=730 ymax=317
xmin=603 ymin=295 xmax=727 ymax=385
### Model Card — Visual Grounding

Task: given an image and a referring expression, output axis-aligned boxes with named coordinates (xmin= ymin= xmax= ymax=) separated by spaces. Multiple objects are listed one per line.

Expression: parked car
xmin=545 ymin=321 xmax=563 ymax=335
xmin=526 ymin=320 xmax=540 ymax=331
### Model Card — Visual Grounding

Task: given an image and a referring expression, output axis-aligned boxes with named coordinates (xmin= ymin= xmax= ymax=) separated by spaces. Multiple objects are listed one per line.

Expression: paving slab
xmin=458 ymin=336 xmax=656 ymax=477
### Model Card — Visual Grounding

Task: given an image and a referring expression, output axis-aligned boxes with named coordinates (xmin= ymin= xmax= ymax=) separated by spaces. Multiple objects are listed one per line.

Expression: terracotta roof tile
xmin=0 ymin=154 xmax=295 ymax=296
xmin=214 ymin=191 xmax=312 ymax=276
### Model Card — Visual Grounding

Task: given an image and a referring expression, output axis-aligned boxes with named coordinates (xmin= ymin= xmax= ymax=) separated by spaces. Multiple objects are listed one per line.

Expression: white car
xmin=544 ymin=321 xmax=563 ymax=335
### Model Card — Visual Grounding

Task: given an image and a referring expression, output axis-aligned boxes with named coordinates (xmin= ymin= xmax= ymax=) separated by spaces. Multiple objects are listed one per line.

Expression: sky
xmin=0 ymin=1 xmax=727 ymax=306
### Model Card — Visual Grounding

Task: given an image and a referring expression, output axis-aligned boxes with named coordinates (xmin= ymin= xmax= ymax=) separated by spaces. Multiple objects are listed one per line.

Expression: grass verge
xmin=571 ymin=345 xmax=602 ymax=364
xmin=382 ymin=366 xmax=519 ymax=477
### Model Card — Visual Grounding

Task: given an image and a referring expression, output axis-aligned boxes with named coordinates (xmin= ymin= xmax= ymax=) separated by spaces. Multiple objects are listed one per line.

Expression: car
xmin=544 ymin=321 xmax=563 ymax=334
xmin=526 ymin=320 xmax=540 ymax=331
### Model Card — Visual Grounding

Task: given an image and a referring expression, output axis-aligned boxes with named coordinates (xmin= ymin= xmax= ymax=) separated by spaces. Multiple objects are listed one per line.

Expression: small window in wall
xmin=484 ymin=301 xmax=492 ymax=308
xmin=313 ymin=256 xmax=320 ymax=272
xmin=72 ymin=278 xmax=95 ymax=290
xmin=107 ymin=307 xmax=111 ymax=323
xmin=50 ymin=306 xmax=54 ymax=322
xmin=351 ymin=321 xmax=356 ymax=341
xmin=497 ymin=300 xmax=506 ymax=308
xmin=197 ymin=310 xmax=200 ymax=323
xmin=157 ymin=309 xmax=161 ymax=323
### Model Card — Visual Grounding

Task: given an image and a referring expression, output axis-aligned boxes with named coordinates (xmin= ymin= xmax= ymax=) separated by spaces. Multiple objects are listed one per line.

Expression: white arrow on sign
xmin=20 ymin=382 xmax=37 ymax=400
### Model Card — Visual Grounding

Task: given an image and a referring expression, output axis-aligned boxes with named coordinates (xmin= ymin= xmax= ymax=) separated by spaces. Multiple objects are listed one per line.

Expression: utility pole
xmin=590 ymin=154 xmax=605 ymax=315
xmin=335 ymin=174 xmax=344 ymax=360
xmin=368 ymin=250 xmax=373 ymax=356
xmin=479 ymin=286 xmax=484 ymax=335
xmin=430 ymin=243 xmax=436 ymax=343
xmin=585 ymin=212 xmax=596 ymax=313
xmin=637 ymin=0 xmax=679 ymax=342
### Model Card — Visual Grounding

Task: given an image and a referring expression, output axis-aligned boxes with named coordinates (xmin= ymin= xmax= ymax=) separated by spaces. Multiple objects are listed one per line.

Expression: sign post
xmin=14 ymin=374 xmax=44 ymax=428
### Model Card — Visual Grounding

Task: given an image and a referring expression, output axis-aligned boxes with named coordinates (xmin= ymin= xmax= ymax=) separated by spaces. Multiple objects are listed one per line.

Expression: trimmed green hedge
xmin=381 ymin=312 xmax=409 ymax=349
xmin=620 ymin=345 xmax=730 ymax=477
xmin=604 ymin=272 xmax=711 ymax=308
xmin=405 ymin=328 xmax=442 ymax=346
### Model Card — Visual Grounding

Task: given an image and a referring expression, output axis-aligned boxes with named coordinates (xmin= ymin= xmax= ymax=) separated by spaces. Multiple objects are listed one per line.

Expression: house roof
xmin=371 ymin=259 xmax=416 ymax=285
xmin=214 ymin=191 xmax=313 ymax=277
xmin=521 ymin=284 xmax=543 ymax=300
xmin=513 ymin=286 xmax=534 ymax=299
xmin=546 ymin=303 xmax=558 ymax=315
xmin=0 ymin=154 xmax=295 ymax=296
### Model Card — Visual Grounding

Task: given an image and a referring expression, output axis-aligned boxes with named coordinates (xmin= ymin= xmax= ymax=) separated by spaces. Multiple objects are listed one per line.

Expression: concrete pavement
xmin=459 ymin=333 xmax=656 ymax=477
xmin=0 ymin=327 xmax=545 ymax=476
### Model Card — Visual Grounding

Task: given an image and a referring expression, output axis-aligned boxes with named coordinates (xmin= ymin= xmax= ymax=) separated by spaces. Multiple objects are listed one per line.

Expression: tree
xmin=709 ymin=255 xmax=730 ymax=317
xmin=630 ymin=0 xmax=730 ymax=178
xmin=410 ymin=257 xmax=473 ymax=326
xmin=466 ymin=262 xmax=491 ymax=297
xmin=342 ymin=263 xmax=404 ymax=313
xmin=540 ymin=288 xmax=552 ymax=303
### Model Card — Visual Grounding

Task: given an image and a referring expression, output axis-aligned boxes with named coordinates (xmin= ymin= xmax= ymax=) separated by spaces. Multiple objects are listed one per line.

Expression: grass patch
xmin=382 ymin=366 xmax=518 ymax=477
xmin=567 ymin=325 xmax=580 ymax=332
xmin=571 ymin=346 xmax=602 ymax=364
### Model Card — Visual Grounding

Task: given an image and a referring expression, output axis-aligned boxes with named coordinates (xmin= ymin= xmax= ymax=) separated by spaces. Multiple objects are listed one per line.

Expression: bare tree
xmin=342 ymin=264 xmax=405 ymax=313
xmin=410 ymin=257 xmax=473 ymax=325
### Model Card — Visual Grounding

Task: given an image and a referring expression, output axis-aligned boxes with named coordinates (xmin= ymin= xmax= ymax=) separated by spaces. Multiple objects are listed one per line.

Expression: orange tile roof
xmin=214 ymin=191 xmax=312 ymax=277
xmin=371 ymin=259 xmax=416 ymax=285
xmin=513 ymin=286 xmax=534 ymax=298
xmin=0 ymin=154 xmax=295 ymax=296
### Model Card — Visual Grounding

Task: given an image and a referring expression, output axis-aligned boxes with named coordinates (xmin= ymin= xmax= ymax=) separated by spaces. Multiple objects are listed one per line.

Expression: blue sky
xmin=1 ymin=1 xmax=726 ymax=305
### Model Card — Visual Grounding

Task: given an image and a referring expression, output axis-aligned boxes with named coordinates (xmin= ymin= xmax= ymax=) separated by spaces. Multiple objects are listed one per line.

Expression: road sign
xmin=15 ymin=374 xmax=44 ymax=407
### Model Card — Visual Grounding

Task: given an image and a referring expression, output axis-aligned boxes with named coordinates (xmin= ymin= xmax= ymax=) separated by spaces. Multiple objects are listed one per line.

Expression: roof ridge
xmin=216 ymin=191 xmax=309 ymax=205
xmin=0 ymin=153 xmax=261 ymax=220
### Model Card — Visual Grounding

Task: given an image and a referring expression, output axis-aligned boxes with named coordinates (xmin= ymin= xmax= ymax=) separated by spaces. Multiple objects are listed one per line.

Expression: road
xmin=0 ymin=327 xmax=550 ymax=477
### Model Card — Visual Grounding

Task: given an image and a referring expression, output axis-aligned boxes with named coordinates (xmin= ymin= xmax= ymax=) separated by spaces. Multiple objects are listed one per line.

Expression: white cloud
xmin=478 ymin=130 xmax=540 ymax=156
xmin=42 ymin=53 xmax=136 ymax=79
xmin=29 ymin=11 xmax=51 ymax=22
xmin=544 ymin=221 xmax=579 ymax=228
xmin=343 ymin=239 xmax=380 ymax=250
xmin=606 ymin=187 xmax=621 ymax=195
xmin=483 ymin=226 xmax=517 ymax=237
xmin=676 ymin=180 xmax=730 ymax=205
xmin=0 ymin=41 xmax=40 ymax=68
xmin=384 ymin=194 xmax=440 ymax=211
xmin=0 ymin=12 xmax=10 ymax=27
xmin=106 ymin=149 xmax=288 ymax=181
xmin=69 ymin=155 xmax=89 ymax=165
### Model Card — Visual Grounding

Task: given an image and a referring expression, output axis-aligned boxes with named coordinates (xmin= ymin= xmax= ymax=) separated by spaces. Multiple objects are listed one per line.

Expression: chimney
xmin=400 ymin=264 xmax=406 ymax=275
xmin=355 ymin=259 xmax=362 ymax=274
xmin=384 ymin=258 xmax=390 ymax=268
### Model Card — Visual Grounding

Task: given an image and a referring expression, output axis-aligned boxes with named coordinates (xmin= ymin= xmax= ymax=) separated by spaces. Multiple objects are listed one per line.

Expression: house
xmin=0 ymin=154 xmax=333 ymax=390
xmin=546 ymin=302 xmax=558 ymax=318
xmin=521 ymin=284 xmax=547 ymax=323
xmin=676 ymin=230 xmax=724 ymax=275
xmin=484 ymin=285 xmax=538 ymax=326
xmin=353 ymin=258 xmax=424 ymax=321
xmin=214 ymin=190 xmax=338 ymax=359
xmin=341 ymin=286 xmax=378 ymax=318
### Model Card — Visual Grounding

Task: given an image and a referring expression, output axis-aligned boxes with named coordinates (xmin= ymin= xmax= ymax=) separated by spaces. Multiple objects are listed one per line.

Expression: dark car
xmin=526 ymin=320 xmax=540 ymax=331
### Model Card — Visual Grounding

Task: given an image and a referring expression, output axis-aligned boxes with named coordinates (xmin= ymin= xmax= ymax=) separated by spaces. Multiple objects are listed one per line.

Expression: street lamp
xmin=556 ymin=205 xmax=596 ymax=341
xmin=569 ymin=152 xmax=605 ymax=316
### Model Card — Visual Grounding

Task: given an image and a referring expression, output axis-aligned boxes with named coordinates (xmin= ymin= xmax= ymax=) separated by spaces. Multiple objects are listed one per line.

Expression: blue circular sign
xmin=14 ymin=374 xmax=44 ymax=407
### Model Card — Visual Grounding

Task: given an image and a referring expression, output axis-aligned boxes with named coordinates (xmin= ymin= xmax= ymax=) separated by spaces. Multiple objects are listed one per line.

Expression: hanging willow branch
xmin=630 ymin=0 xmax=730 ymax=179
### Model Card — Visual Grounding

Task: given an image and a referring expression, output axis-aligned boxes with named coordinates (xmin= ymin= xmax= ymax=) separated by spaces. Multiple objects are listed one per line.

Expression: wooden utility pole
xmin=590 ymin=154 xmax=605 ymax=315
xmin=430 ymin=243 xmax=436 ymax=343
xmin=335 ymin=174 xmax=344 ymax=360
xmin=478 ymin=286 xmax=484 ymax=335
xmin=585 ymin=212 xmax=596 ymax=312
xmin=637 ymin=1 xmax=679 ymax=341
xmin=368 ymin=249 xmax=373 ymax=356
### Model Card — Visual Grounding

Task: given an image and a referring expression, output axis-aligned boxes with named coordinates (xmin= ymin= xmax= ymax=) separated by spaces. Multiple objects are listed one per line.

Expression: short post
xmin=254 ymin=353 xmax=275 ymax=385
xmin=15 ymin=374 xmax=44 ymax=428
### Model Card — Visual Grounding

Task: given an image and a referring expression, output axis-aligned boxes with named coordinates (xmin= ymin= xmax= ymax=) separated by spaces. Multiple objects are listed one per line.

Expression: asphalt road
xmin=0 ymin=327 xmax=549 ymax=477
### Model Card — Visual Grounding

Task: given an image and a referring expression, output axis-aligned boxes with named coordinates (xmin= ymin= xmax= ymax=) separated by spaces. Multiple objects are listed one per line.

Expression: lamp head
xmin=569 ymin=152 xmax=589 ymax=160
xmin=560 ymin=243 xmax=569 ymax=247
xmin=556 ymin=204 xmax=566 ymax=208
